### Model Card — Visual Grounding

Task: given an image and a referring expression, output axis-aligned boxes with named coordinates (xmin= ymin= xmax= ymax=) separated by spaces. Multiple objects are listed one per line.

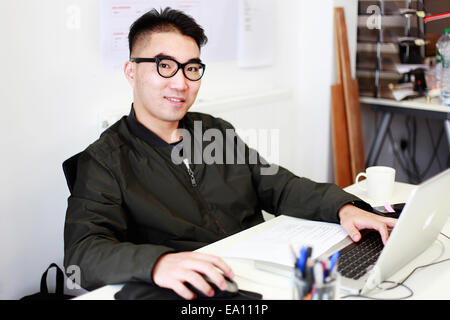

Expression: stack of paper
xmin=222 ymin=216 xmax=349 ymax=267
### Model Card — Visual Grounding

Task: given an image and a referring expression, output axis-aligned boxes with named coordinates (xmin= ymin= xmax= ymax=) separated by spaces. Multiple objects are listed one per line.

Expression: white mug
xmin=355 ymin=166 xmax=396 ymax=201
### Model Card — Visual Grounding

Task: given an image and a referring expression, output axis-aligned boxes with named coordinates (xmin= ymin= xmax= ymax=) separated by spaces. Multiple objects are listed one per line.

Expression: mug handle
xmin=355 ymin=172 xmax=367 ymax=192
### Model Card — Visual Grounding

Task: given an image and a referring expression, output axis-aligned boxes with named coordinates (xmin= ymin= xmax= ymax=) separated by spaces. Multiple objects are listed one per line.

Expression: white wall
xmin=0 ymin=0 xmax=357 ymax=299
xmin=289 ymin=0 xmax=358 ymax=181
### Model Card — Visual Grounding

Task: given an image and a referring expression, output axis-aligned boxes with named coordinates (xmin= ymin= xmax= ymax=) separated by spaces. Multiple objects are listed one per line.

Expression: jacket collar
xmin=126 ymin=105 xmax=183 ymax=148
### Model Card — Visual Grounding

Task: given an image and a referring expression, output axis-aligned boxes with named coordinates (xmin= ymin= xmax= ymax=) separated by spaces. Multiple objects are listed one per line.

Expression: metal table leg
xmin=445 ymin=119 xmax=450 ymax=151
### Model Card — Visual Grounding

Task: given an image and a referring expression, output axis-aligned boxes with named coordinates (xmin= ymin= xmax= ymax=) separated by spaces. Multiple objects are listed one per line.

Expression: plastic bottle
xmin=436 ymin=28 xmax=450 ymax=105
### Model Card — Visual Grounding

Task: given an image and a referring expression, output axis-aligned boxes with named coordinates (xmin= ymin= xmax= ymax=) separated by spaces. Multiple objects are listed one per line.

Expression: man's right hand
xmin=152 ymin=252 xmax=235 ymax=300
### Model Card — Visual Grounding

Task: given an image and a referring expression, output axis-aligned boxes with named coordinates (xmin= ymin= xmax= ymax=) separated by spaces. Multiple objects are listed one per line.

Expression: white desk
xmin=76 ymin=181 xmax=450 ymax=300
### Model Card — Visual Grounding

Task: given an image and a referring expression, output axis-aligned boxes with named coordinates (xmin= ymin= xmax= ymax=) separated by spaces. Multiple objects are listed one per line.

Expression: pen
xmin=303 ymin=259 xmax=314 ymax=293
xmin=297 ymin=246 xmax=307 ymax=274
xmin=312 ymin=261 xmax=324 ymax=300
xmin=313 ymin=261 xmax=324 ymax=288
xmin=329 ymin=251 xmax=340 ymax=274
xmin=324 ymin=260 xmax=331 ymax=278
xmin=305 ymin=246 xmax=313 ymax=260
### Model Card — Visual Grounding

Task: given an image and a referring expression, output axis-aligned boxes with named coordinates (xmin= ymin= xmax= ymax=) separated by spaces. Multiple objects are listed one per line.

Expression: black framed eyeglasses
xmin=130 ymin=57 xmax=206 ymax=81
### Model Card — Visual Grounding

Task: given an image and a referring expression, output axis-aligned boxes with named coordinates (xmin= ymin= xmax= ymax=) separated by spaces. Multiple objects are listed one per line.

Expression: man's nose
xmin=168 ymin=69 xmax=188 ymax=91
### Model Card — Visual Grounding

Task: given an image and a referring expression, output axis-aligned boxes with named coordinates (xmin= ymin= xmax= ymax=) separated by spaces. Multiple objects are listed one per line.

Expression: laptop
xmin=322 ymin=168 xmax=450 ymax=295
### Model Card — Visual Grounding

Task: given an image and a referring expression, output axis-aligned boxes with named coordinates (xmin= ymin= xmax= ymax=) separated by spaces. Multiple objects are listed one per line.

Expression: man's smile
xmin=164 ymin=96 xmax=186 ymax=104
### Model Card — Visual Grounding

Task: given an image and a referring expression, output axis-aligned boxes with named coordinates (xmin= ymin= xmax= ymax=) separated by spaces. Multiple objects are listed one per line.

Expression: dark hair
xmin=128 ymin=7 xmax=208 ymax=56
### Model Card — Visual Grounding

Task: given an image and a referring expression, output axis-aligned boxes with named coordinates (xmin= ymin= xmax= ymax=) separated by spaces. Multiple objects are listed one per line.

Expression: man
xmin=64 ymin=8 xmax=396 ymax=300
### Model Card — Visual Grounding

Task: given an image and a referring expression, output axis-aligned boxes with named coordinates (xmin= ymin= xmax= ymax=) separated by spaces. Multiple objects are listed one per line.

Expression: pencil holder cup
xmin=292 ymin=273 xmax=340 ymax=300
xmin=311 ymin=274 xmax=340 ymax=300
xmin=292 ymin=276 xmax=310 ymax=300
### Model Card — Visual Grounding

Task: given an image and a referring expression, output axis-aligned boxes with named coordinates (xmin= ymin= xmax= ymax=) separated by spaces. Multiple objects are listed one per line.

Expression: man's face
xmin=125 ymin=31 xmax=202 ymax=127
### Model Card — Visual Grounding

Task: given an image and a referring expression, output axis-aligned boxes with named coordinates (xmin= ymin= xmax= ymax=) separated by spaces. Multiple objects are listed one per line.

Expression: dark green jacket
xmin=64 ymin=109 xmax=368 ymax=290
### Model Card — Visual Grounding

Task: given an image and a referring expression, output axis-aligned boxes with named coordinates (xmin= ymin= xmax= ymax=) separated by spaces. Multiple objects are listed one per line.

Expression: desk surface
xmin=75 ymin=182 xmax=450 ymax=300
xmin=360 ymin=96 xmax=450 ymax=114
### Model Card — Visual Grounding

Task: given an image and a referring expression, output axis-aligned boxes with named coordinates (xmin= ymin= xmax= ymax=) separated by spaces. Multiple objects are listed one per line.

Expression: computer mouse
xmin=185 ymin=274 xmax=239 ymax=299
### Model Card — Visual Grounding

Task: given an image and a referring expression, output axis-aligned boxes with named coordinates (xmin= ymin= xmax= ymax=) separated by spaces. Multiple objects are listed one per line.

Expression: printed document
xmin=222 ymin=216 xmax=349 ymax=266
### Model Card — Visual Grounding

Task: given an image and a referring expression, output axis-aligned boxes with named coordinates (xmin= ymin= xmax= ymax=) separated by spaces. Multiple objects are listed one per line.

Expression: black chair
xmin=62 ymin=152 xmax=82 ymax=194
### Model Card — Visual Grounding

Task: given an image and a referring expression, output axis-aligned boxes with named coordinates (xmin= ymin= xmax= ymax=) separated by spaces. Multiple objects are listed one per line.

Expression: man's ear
xmin=124 ymin=60 xmax=135 ymax=86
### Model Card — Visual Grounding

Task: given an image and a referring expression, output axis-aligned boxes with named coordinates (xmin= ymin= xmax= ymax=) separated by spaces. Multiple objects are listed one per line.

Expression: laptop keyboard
xmin=337 ymin=231 xmax=384 ymax=280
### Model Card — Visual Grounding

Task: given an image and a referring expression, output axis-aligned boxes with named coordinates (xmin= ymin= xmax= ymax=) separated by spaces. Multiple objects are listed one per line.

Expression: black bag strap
xmin=40 ymin=263 xmax=65 ymax=296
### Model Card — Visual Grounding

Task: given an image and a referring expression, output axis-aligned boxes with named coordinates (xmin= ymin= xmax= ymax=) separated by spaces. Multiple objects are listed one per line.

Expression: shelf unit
xmin=356 ymin=0 xmax=427 ymax=99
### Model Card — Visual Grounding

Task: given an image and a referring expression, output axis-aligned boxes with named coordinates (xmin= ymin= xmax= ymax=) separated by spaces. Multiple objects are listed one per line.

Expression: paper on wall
xmin=100 ymin=0 xmax=239 ymax=72
xmin=237 ymin=0 xmax=274 ymax=68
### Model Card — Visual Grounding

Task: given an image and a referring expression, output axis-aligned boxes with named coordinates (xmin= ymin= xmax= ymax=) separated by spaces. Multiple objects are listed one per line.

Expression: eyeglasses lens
xmin=158 ymin=59 xmax=204 ymax=81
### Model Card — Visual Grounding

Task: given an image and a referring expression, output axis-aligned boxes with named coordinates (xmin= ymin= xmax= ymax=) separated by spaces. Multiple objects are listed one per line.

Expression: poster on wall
xmin=100 ymin=0 xmax=239 ymax=71
xmin=238 ymin=0 xmax=274 ymax=68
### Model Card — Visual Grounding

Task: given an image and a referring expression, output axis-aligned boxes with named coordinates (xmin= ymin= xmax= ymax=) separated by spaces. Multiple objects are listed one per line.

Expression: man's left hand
xmin=338 ymin=204 xmax=397 ymax=244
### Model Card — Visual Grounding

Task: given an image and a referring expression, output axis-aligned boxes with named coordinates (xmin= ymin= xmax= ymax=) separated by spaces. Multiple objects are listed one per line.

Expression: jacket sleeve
xmin=220 ymin=119 xmax=371 ymax=224
xmin=250 ymin=159 xmax=370 ymax=223
xmin=63 ymin=151 xmax=175 ymax=291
